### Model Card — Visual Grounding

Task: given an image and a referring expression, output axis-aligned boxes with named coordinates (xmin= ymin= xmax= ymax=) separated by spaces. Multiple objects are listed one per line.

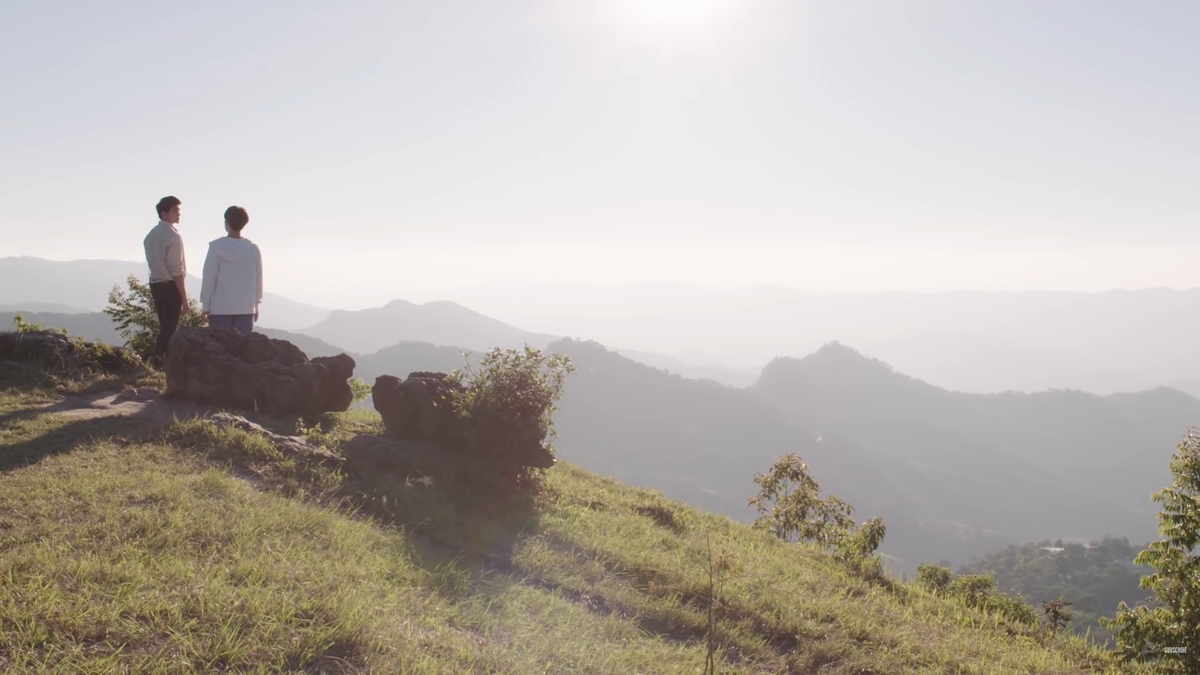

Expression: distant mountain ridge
xmin=0 ymin=302 xmax=90 ymax=314
xmin=298 ymin=299 xmax=560 ymax=355
xmin=446 ymin=281 xmax=1200 ymax=395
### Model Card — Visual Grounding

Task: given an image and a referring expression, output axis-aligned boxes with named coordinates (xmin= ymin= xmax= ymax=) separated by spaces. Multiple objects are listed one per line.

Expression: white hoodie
xmin=200 ymin=236 xmax=263 ymax=315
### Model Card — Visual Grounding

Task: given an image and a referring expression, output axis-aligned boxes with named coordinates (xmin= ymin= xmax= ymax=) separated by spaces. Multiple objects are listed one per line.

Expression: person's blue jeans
xmin=209 ymin=314 xmax=254 ymax=335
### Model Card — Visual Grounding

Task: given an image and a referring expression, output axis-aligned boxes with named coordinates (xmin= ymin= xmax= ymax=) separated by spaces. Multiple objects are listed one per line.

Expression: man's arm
xmin=200 ymin=245 xmax=219 ymax=320
xmin=167 ymin=233 xmax=188 ymax=310
xmin=255 ymin=245 xmax=263 ymax=322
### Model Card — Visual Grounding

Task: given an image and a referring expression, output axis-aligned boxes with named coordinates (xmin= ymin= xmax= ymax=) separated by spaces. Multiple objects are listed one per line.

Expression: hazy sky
xmin=4 ymin=0 xmax=1198 ymax=309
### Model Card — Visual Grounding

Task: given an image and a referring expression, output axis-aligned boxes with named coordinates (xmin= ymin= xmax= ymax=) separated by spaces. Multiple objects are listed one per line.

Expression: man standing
xmin=200 ymin=205 xmax=263 ymax=335
xmin=143 ymin=195 xmax=188 ymax=366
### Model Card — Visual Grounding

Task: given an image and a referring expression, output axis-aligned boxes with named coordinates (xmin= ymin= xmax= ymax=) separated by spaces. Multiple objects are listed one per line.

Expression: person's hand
xmin=201 ymin=311 xmax=210 ymax=325
xmin=181 ymin=298 xmax=190 ymax=313
xmin=253 ymin=310 xmax=259 ymax=323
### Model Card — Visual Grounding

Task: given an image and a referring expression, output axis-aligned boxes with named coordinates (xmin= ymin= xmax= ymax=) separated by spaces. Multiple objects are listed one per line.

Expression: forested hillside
xmin=956 ymin=537 xmax=1153 ymax=646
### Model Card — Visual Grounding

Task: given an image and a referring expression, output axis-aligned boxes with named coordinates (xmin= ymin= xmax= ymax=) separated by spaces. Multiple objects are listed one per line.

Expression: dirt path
xmin=38 ymin=387 xmax=214 ymax=423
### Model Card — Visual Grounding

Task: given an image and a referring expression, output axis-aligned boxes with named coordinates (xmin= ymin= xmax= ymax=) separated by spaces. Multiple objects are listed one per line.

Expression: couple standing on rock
xmin=143 ymin=195 xmax=264 ymax=366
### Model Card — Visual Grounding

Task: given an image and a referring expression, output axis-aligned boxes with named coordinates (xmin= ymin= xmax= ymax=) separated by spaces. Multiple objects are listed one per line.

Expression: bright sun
xmin=621 ymin=0 xmax=736 ymax=27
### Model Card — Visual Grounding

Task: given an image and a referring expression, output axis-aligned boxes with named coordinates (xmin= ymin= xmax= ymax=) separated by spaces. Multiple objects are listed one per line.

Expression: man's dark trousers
xmin=150 ymin=281 xmax=182 ymax=364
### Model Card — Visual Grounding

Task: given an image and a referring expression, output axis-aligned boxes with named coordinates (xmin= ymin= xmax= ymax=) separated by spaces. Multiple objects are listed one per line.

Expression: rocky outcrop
xmin=164 ymin=327 xmax=356 ymax=417
xmin=372 ymin=372 xmax=468 ymax=449
xmin=0 ymin=330 xmax=140 ymax=374
xmin=209 ymin=413 xmax=345 ymax=469
xmin=373 ymin=372 xmax=554 ymax=469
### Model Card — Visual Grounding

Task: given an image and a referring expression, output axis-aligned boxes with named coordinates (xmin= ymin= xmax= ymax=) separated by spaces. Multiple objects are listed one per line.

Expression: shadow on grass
xmin=0 ymin=413 xmax=160 ymax=472
xmin=337 ymin=444 xmax=545 ymax=569
xmin=159 ymin=420 xmax=545 ymax=570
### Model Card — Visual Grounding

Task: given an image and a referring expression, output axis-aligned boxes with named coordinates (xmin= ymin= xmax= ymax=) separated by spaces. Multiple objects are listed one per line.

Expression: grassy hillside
xmin=0 ymin=369 xmax=1142 ymax=673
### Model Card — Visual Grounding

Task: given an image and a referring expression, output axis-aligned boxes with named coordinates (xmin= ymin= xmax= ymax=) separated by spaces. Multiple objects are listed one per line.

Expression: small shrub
xmin=837 ymin=516 xmax=887 ymax=559
xmin=104 ymin=274 xmax=204 ymax=362
xmin=447 ymin=346 xmax=574 ymax=446
xmin=1042 ymin=596 xmax=1074 ymax=636
xmin=983 ymin=593 xmax=1038 ymax=628
xmin=914 ymin=563 xmax=953 ymax=594
xmin=948 ymin=573 xmax=997 ymax=608
xmin=12 ymin=314 xmax=65 ymax=335
xmin=446 ymin=346 xmax=574 ymax=493
xmin=348 ymin=377 xmax=371 ymax=403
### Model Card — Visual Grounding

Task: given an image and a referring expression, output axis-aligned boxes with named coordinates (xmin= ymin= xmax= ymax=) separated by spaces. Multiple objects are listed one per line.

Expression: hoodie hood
xmin=208 ymin=236 xmax=255 ymax=262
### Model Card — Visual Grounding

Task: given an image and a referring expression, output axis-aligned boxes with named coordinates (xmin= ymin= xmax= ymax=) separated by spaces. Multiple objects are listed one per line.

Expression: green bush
xmin=12 ymin=313 xmax=65 ymax=335
xmin=348 ymin=377 xmax=371 ymax=403
xmin=104 ymin=274 xmax=204 ymax=362
xmin=446 ymin=346 xmax=575 ymax=492
xmin=948 ymin=573 xmax=997 ymax=608
xmin=915 ymin=563 xmax=953 ymax=594
xmin=983 ymin=593 xmax=1038 ymax=628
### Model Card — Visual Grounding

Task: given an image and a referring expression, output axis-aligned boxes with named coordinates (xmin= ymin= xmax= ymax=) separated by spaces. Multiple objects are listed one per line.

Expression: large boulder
xmin=373 ymin=372 xmax=554 ymax=469
xmin=164 ymin=327 xmax=356 ymax=417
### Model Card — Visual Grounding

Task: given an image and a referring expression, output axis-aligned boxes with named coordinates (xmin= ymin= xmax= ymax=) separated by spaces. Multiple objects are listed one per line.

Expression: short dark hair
xmin=156 ymin=196 xmax=181 ymax=218
xmin=224 ymin=206 xmax=250 ymax=231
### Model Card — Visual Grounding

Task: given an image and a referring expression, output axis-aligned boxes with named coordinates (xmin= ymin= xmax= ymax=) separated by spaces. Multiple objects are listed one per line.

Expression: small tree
xmin=103 ymin=275 xmax=203 ymax=362
xmin=1042 ymin=595 xmax=1074 ymax=636
xmin=748 ymin=453 xmax=882 ymax=553
xmin=1102 ymin=428 xmax=1200 ymax=673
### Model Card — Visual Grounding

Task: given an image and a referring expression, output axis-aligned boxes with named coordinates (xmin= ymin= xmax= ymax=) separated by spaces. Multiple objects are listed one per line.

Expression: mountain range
xmin=443 ymin=281 xmax=1200 ymax=397
xmin=541 ymin=339 xmax=1189 ymax=574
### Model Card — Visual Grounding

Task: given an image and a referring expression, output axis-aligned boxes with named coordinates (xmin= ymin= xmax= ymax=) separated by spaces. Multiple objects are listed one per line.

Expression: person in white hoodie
xmin=200 ymin=206 xmax=263 ymax=335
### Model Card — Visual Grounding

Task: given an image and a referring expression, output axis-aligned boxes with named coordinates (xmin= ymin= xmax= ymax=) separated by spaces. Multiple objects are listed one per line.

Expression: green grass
xmin=0 ymin=377 xmax=1150 ymax=674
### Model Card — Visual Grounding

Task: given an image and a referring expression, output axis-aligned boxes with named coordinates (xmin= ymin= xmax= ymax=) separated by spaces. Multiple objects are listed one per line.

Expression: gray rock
xmin=372 ymin=371 xmax=554 ymax=469
xmin=164 ymin=327 xmax=356 ymax=417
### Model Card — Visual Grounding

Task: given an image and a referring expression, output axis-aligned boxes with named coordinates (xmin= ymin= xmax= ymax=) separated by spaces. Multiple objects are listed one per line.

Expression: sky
xmin=3 ymin=0 xmax=1199 ymax=309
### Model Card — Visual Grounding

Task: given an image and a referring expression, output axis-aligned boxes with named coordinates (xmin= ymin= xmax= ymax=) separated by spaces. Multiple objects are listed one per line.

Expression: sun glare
xmin=621 ymin=0 xmax=736 ymax=27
